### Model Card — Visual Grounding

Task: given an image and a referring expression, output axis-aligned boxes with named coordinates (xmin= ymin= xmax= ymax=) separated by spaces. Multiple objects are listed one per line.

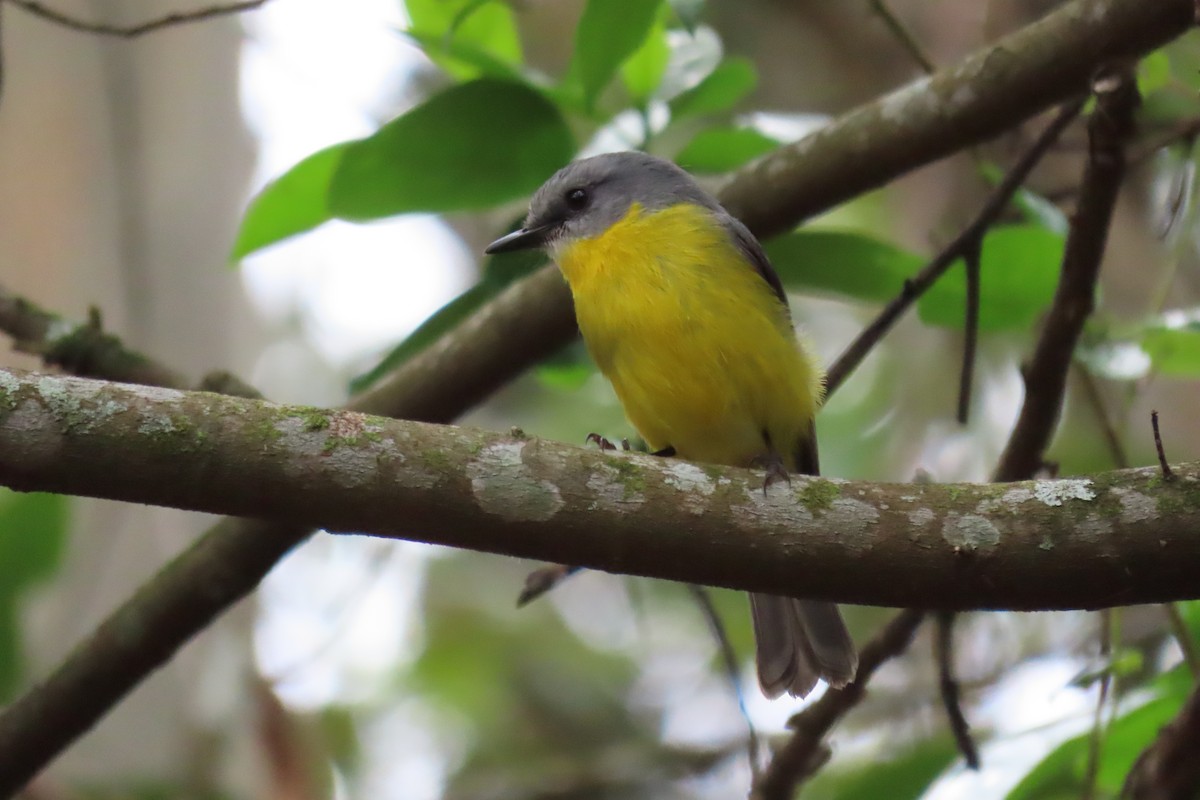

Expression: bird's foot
xmin=586 ymin=433 xmax=630 ymax=451
xmin=751 ymin=452 xmax=791 ymax=495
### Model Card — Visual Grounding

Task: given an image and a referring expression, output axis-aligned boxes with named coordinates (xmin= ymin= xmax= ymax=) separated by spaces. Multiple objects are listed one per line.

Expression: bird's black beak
xmin=484 ymin=223 xmax=554 ymax=255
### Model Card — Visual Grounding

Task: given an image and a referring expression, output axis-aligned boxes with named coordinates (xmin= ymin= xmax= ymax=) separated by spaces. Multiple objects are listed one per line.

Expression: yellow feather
xmin=557 ymin=202 xmax=822 ymax=469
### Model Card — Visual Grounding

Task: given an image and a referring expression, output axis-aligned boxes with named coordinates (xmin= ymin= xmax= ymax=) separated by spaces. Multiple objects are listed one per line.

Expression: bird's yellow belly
xmin=556 ymin=203 xmax=821 ymax=469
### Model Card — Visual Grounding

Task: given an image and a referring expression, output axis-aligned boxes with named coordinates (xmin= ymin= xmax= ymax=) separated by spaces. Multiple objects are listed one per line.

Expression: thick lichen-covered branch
xmin=2 ymin=368 xmax=1200 ymax=611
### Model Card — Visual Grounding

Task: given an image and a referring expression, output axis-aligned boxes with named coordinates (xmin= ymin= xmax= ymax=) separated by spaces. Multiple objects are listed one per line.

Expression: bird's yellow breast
xmin=556 ymin=202 xmax=822 ymax=469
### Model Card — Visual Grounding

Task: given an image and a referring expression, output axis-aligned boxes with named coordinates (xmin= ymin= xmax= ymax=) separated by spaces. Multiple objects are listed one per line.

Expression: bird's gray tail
xmin=749 ymin=593 xmax=857 ymax=698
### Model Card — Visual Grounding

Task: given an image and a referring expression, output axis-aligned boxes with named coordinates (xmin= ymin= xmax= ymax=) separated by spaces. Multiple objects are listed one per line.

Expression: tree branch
xmin=994 ymin=63 xmax=1139 ymax=481
xmin=718 ymin=0 xmax=1190 ymax=238
xmin=6 ymin=0 xmax=270 ymax=37
xmin=0 ymin=368 xmax=1199 ymax=611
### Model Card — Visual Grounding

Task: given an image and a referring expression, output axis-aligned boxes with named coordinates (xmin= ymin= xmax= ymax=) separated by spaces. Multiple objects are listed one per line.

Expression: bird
xmin=485 ymin=151 xmax=857 ymax=698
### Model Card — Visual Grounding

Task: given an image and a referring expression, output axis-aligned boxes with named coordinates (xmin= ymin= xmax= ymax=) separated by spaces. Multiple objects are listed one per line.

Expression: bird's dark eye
xmin=565 ymin=187 xmax=589 ymax=212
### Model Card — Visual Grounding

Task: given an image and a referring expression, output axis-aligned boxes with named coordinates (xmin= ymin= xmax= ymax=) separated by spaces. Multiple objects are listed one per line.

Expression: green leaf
xmin=568 ymin=0 xmax=664 ymax=108
xmin=536 ymin=342 xmax=596 ymax=391
xmin=620 ymin=13 xmax=670 ymax=103
xmin=331 ymin=80 xmax=574 ymax=220
xmin=1138 ymin=49 xmax=1172 ymax=96
xmin=233 ymin=81 xmax=573 ymax=258
xmin=676 ymin=126 xmax=778 ymax=173
xmin=349 ymin=247 xmax=548 ymax=394
xmin=1176 ymin=598 xmax=1200 ymax=641
xmin=764 ymin=229 xmax=924 ymax=302
xmin=918 ymin=225 xmax=1064 ymax=331
xmin=1006 ymin=694 xmax=1180 ymax=800
xmin=668 ymin=57 xmax=756 ymax=120
xmin=806 ymin=736 xmax=960 ymax=800
xmin=402 ymin=31 xmax=525 ymax=82
xmin=405 ymin=0 xmax=522 ymax=80
xmin=1141 ymin=326 xmax=1200 ymax=376
xmin=0 ymin=490 xmax=69 ymax=700
xmin=231 ymin=143 xmax=347 ymax=260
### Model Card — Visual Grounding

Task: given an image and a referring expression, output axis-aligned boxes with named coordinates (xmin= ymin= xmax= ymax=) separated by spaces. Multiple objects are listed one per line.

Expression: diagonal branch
xmin=994 ymin=63 xmax=1139 ymax=482
xmin=6 ymin=0 xmax=270 ymax=37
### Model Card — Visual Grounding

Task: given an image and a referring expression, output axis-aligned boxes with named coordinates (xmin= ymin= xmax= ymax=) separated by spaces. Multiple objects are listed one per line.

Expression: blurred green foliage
xmin=0 ymin=489 xmax=68 ymax=702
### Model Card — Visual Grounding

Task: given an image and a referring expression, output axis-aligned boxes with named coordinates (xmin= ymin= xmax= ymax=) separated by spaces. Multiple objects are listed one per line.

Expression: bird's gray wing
xmin=722 ymin=213 xmax=789 ymax=309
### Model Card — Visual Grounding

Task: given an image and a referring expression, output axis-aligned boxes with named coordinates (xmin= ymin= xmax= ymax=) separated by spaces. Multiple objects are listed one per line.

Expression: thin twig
xmin=516 ymin=564 xmax=581 ymax=607
xmin=686 ymin=585 xmax=762 ymax=784
xmin=6 ymin=0 xmax=270 ymax=37
xmin=1152 ymin=410 xmax=1175 ymax=481
xmin=0 ymin=284 xmax=190 ymax=389
xmin=825 ymin=98 xmax=1085 ymax=397
xmin=751 ymin=610 xmax=926 ymax=800
xmin=1077 ymin=367 xmax=1131 ymax=468
xmin=957 ymin=238 xmax=983 ymax=425
xmin=1082 ymin=609 xmax=1114 ymax=800
xmin=993 ymin=65 xmax=1138 ymax=482
xmin=1162 ymin=603 xmax=1200 ymax=678
xmin=935 ymin=612 xmax=980 ymax=769
xmin=867 ymin=0 xmax=936 ymax=74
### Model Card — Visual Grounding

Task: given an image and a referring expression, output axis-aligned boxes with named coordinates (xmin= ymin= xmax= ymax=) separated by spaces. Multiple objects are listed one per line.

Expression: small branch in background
xmin=1152 ymin=410 xmax=1176 ymax=481
xmin=6 ymin=0 xmax=269 ymax=37
xmin=751 ymin=610 xmax=926 ymax=800
xmin=1154 ymin=136 xmax=1196 ymax=240
xmin=957 ymin=239 xmax=983 ymax=425
xmin=935 ymin=612 xmax=980 ymax=769
xmin=1082 ymin=610 xmax=1114 ymax=800
xmin=516 ymin=564 xmax=582 ymax=607
xmin=993 ymin=64 xmax=1139 ymax=481
xmin=1122 ymin=681 xmax=1200 ymax=800
xmin=867 ymin=0 xmax=936 ymax=74
xmin=0 ymin=287 xmax=189 ymax=389
xmin=1077 ymin=367 xmax=1131 ymax=469
xmin=686 ymin=585 xmax=762 ymax=784
xmin=825 ymin=98 xmax=1084 ymax=397
xmin=1162 ymin=603 xmax=1200 ymax=678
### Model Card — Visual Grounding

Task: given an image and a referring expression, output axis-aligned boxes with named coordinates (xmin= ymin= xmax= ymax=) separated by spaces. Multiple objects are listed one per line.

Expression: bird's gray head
xmin=485 ymin=152 xmax=719 ymax=256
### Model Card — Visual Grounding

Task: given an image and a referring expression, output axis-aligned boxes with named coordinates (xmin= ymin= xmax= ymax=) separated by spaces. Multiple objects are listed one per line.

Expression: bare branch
xmin=6 ymin=0 xmax=269 ymax=37
xmin=935 ymin=612 xmax=980 ymax=769
xmin=867 ymin=0 xmax=936 ymax=75
xmin=1153 ymin=410 xmax=1176 ymax=482
xmin=994 ymin=63 xmax=1139 ymax=482
xmin=826 ymin=99 xmax=1084 ymax=396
